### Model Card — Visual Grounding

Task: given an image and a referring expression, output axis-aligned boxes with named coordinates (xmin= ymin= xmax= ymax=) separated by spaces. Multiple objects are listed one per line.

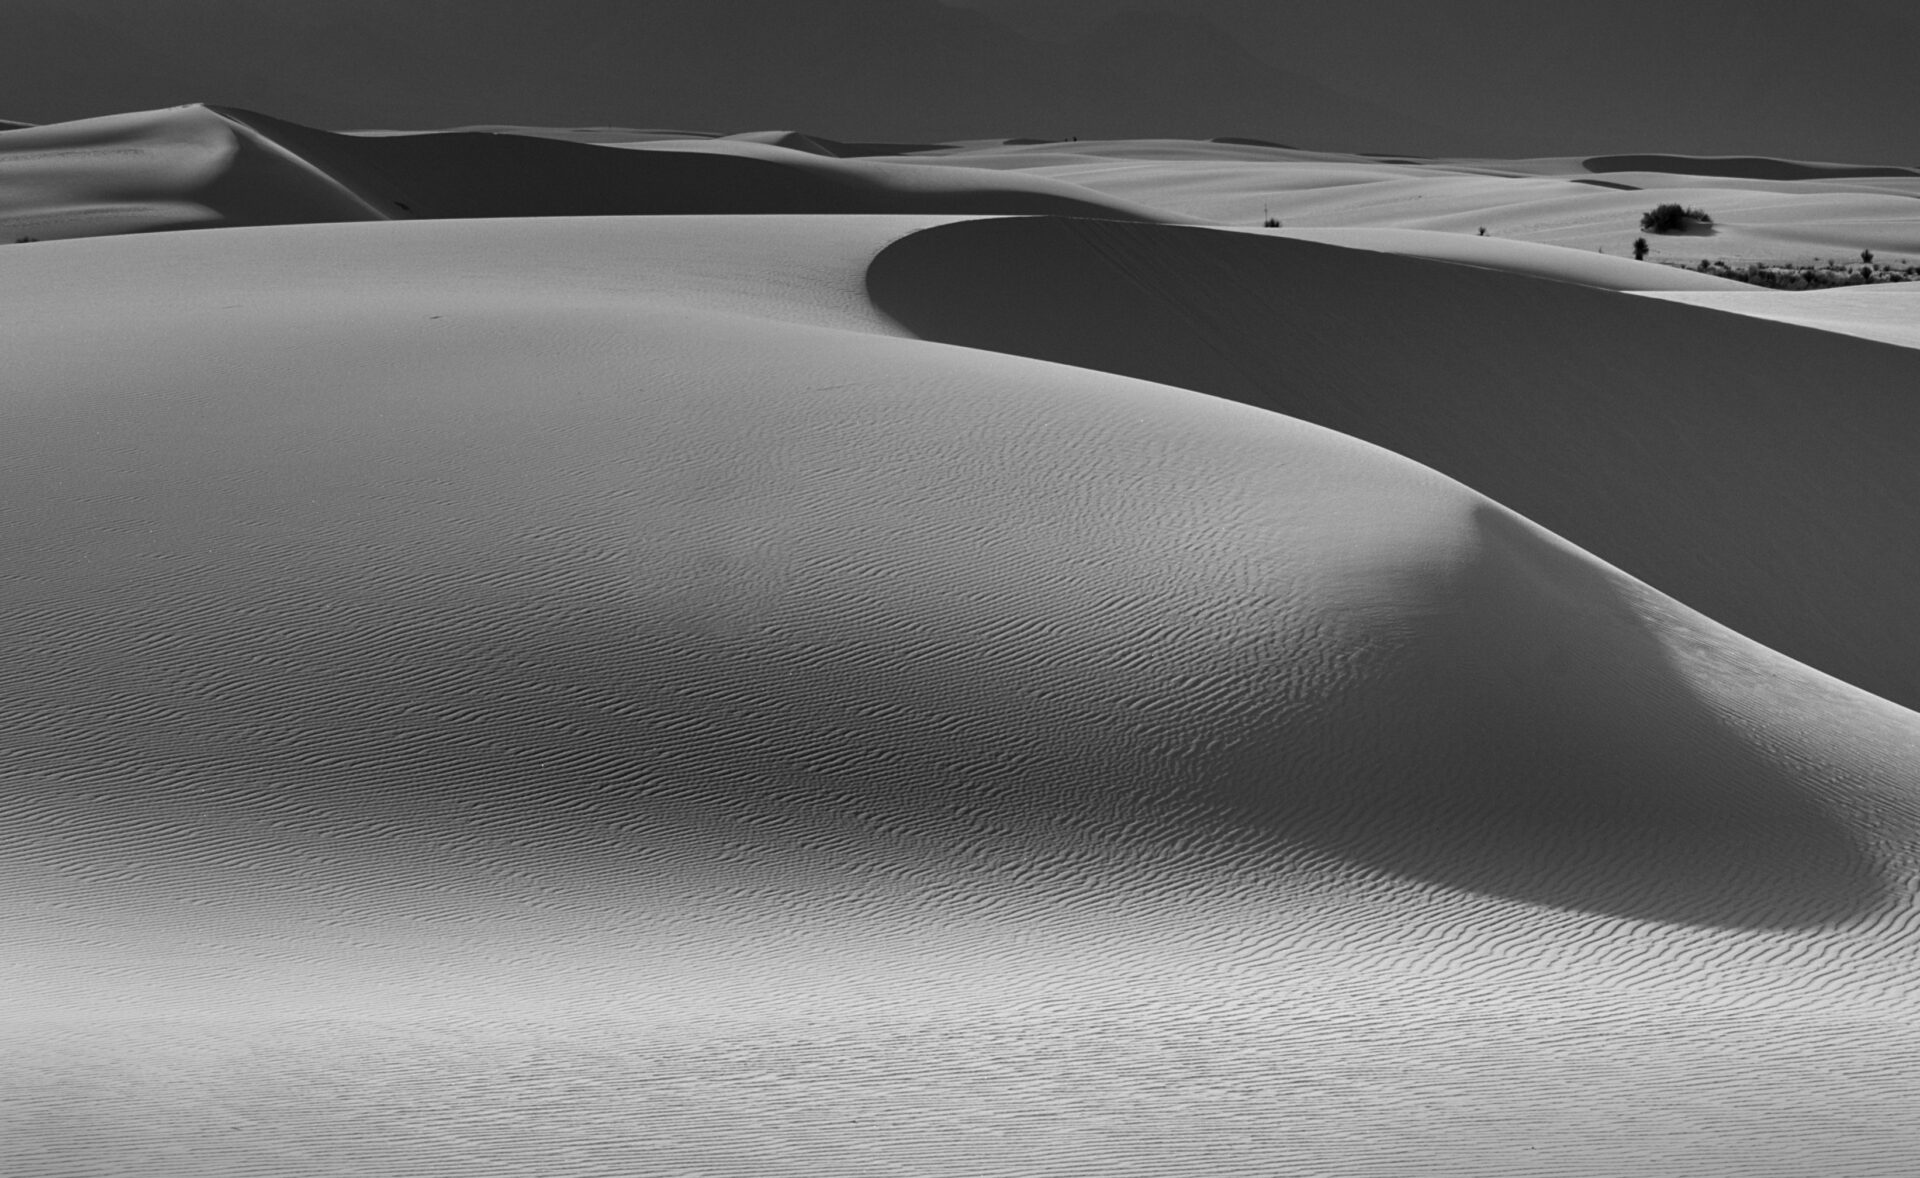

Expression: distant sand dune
xmin=1585 ymin=154 xmax=1920 ymax=182
xmin=0 ymin=105 xmax=1168 ymax=240
xmin=0 ymin=105 xmax=382 ymax=240
xmin=1249 ymin=225 xmax=1749 ymax=291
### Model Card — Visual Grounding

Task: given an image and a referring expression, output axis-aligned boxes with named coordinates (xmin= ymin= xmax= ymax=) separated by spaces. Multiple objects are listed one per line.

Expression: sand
xmin=6 ymin=108 xmax=1920 ymax=1178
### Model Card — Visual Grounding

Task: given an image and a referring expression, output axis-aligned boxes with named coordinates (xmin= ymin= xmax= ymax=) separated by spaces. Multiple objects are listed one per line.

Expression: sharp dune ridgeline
xmin=7 ymin=106 xmax=1920 ymax=1178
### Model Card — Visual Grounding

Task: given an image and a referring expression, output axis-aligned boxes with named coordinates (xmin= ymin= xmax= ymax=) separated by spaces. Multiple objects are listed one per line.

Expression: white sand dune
xmin=0 ymin=105 xmax=1166 ymax=241
xmin=6 ymin=123 xmax=1920 ymax=1177
xmin=0 ymin=105 xmax=382 ymax=240
xmin=907 ymin=139 xmax=1920 ymax=267
xmin=869 ymin=215 xmax=1920 ymax=712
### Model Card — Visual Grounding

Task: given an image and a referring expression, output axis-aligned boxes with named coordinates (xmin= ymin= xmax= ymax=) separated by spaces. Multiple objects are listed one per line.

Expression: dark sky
xmin=4 ymin=0 xmax=1918 ymax=161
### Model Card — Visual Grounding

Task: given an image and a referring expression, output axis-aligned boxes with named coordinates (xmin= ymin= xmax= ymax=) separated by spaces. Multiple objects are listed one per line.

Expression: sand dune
xmin=0 ymin=105 xmax=381 ymax=240
xmin=1585 ymin=153 xmax=1920 ymax=182
xmin=0 ymin=105 xmax=1165 ymax=240
xmin=8 ymin=114 xmax=1920 ymax=1177
xmin=906 ymin=139 xmax=1920 ymax=266
xmin=868 ymin=216 xmax=1920 ymax=711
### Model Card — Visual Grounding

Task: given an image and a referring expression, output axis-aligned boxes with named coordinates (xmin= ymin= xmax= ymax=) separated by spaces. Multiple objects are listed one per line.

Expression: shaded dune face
xmin=1227 ymin=505 xmax=1887 ymax=928
xmin=867 ymin=215 xmax=1920 ymax=712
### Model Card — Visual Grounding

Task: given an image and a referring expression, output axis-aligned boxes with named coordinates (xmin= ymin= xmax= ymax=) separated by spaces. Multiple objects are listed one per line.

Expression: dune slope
xmin=4 ymin=215 xmax=1920 ymax=1176
xmin=869 ymin=216 xmax=1920 ymax=711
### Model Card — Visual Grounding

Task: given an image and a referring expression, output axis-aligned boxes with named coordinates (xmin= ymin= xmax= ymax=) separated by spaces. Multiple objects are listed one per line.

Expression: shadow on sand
xmin=1211 ymin=506 xmax=1889 ymax=930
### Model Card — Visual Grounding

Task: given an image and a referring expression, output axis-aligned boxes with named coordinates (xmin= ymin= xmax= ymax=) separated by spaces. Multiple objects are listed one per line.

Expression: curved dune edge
xmin=5 ymin=216 xmax=1920 ymax=1175
xmin=868 ymin=215 xmax=1920 ymax=712
xmin=0 ymin=104 xmax=1171 ymax=241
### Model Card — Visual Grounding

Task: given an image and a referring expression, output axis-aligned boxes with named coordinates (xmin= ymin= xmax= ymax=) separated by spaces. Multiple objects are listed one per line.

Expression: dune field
xmin=6 ymin=107 xmax=1920 ymax=1177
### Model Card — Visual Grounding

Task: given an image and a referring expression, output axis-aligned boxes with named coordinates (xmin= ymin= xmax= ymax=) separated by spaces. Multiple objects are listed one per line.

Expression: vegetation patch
xmin=1641 ymin=203 xmax=1713 ymax=234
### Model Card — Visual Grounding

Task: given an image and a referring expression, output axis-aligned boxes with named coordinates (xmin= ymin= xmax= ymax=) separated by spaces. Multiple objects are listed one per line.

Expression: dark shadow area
xmin=1572 ymin=178 xmax=1640 ymax=191
xmin=1650 ymin=222 xmax=1719 ymax=237
xmin=1586 ymin=154 xmax=1919 ymax=181
xmin=866 ymin=216 xmax=1920 ymax=713
xmin=1212 ymin=136 xmax=1297 ymax=149
xmin=1208 ymin=507 xmax=1888 ymax=929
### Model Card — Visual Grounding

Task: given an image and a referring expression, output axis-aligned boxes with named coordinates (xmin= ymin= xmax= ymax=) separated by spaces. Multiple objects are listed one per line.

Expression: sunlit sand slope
xmin=5 ymin=217 xmax=1920 ymax=1177
xmin=1644 ymin=281 xmax=1920 ymax=350
xmin=869 ymin=216 xmax=1920 ymax=711
xmin=0 ymin=105 xmax=1164 ymax=240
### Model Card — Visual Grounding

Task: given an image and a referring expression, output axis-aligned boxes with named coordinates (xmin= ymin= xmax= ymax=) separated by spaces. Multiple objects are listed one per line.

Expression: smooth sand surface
xmin=7 ymin=115 xmax=1920 ymax=1178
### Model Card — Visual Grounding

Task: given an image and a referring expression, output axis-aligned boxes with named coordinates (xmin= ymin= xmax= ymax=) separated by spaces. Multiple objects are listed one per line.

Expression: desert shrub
xmin=1633 ymin=236 xmax=1649 ymax=261
xmin=1862 ymin=248 xmax=1874 ymax=265
xmin=1639 ymin=203 xmax=1712 ymax=233
xmin=1263 ymin=217 xmax=1281 ymax=228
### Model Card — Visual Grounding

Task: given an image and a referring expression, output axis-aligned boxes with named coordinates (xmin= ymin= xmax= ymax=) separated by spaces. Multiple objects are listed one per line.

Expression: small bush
xmin=1633 ymin=236 xmax=1649 ymax=261
xmin=1640 ymin=203 xmax=1712 ymax=233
